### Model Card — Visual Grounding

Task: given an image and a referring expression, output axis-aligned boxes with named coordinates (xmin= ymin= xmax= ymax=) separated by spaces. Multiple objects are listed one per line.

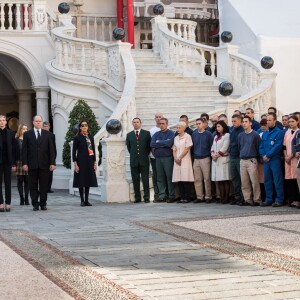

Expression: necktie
xmin=291 ymin=130 xmax=295 ymax=134
xmin=135 ymin=131 xmax=139 ymax=139
xmin=37 ymin=130 xmax=41 ymax=140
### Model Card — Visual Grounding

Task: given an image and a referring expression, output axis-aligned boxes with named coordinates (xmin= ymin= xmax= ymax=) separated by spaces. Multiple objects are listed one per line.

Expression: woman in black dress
xmin=14 ymin=123 xmax=30 ymax=205
xmin=73 ymin=121 xmax=98 ymax=206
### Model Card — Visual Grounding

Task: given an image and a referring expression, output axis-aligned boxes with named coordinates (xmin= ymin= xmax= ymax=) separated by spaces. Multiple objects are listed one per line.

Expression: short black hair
xmin=246 ymin=108 xmax=254 ymax=114
xmin=268 ymin=112 xmax=277 ymax=120
xmin=200 ymin=113 xmax=209 ymax=121
xmin=243 ymin=115 xmax=252 ymax=123
xmin=268 ymin=106 xmax=277 ymax=114
xmin=218 ymin=113 xmax=227 ymax=119
xmin=232 ymin=114 xmax=242 ymax=120
xmin=180 ymin=115 xmax=188 ymax=119
xmin=132 ymin=117 xmax=141 ymax=122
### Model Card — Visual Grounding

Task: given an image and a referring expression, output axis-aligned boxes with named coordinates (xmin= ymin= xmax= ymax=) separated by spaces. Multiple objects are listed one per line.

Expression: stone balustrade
xmin=133 ymin=0 xmax=218 ymax=19
xmin=0 ymin=0 xmax=48 ymax=31
xmin=72 ymin=15 xmax=117 ymax=42
xmin=151 ymin=16 xmax=216 ymax=78
xmin=52 ymin=24 xmax=131 ymax=92
xmin=166 ymin=19 xmax=196 ymax=42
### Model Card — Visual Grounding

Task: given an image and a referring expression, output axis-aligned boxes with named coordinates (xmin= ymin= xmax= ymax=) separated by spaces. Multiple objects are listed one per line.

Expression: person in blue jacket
xmin=259 ymin=112 xmax=285 ymax=207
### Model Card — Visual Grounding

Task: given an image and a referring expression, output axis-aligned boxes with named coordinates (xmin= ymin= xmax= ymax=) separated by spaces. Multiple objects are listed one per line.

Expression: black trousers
xmin=0 ymin=163 xmax=12 ymax=205
xmin=178 ymin=181 xmax=193 ymax=200
xmin=28 ymin=168 xmax=50 ymax=207
xmin=48 ymin=170 xmax=53 ymax=191
xmin=131 ymin=163 xmax=150 ymax=201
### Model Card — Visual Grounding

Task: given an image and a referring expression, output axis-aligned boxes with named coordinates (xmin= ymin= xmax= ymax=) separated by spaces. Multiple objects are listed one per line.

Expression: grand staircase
xmin=132 ymin=49 xmax=219 ymax=128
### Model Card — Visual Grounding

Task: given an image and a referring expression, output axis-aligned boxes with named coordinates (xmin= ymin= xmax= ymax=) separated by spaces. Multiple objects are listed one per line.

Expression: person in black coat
xmin=14 ymin=123 xmax=29 ymax=205
xmin=22 ymin=115 xmax=56 ymax=211
xmin=73 ymin=120 xmax=98 ymax=206
xmin=0 ymin=115 xmax=16 ymax=212
xmin=43 ymin=121 xmax=57 ymax=193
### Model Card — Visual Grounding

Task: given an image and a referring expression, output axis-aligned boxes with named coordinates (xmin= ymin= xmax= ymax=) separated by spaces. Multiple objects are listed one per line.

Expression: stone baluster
xmin=24 ymin=4 xmax=29 ymax=30
xmin=210 ymin=51 xmax=216 ymax=78
xmin=91 ymin=45 xmax=95 ymax=75
xmin=100 ymin=18 xmax=104 ymax=41
xmin=254 ymin=98 xmax=260 ymax=120
xmin=121 ymin=112 xmax=128 ymax=138
xmin=63 ymin=41 xmax=69 ymax=70
xmin=8 ymin=3 xmax=13 ymax=30
xmin=94 ymin=17 xmax=97 ymax=40
xmin=86 ymin=16 xmax=90 ymax=39
xmin=170 ymin=22 xmax=175 ymax=34
xmin=183 ymin=24 xmax=188 ymax=40
xmin=69 ymin=42 xmax=75 ymax=71
xmin=258 ymin=96 xmax=264 ymax=116
xmin=56 ymin=39 xmax=63 ymax=68
xmin=1 ymin=3 xmax=5 ymax=30
xmin=109 ymin=20 xmax=112 ymax=41
xmin=16 ymin=3 xmax=21 ymax=30
xmin=81 ymin=44 xmax=86 ymax=71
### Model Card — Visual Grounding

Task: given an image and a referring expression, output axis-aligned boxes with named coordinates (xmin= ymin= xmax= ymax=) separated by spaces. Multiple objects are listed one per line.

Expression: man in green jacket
xmin=126 ymin=118 xmax=151 ymax=203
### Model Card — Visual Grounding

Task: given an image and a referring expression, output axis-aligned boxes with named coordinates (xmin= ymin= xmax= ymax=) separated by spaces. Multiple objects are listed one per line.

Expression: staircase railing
xmin=151 ymin=16 xmax=216 ymax=78
xmin=51 ymin=21 xmax=136 ymax=168
xmin=153 ymin=15 xmax=277 ymax=129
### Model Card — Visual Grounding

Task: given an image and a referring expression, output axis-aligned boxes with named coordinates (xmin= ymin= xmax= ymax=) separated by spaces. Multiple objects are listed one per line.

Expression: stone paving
xmin=0 ymin=187 xmax=300 ymax=300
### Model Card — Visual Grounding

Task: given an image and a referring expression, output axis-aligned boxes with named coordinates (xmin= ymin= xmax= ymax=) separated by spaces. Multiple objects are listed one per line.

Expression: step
xmin=135 ymin=86 xmax=218 ymax=92
xmin=135 ymin=90 xmax=220 ymax=97
xmin=136 ymin=80 xmax=215 ymax=87
xmin=135 ymin=64 xmax=169 ymax=70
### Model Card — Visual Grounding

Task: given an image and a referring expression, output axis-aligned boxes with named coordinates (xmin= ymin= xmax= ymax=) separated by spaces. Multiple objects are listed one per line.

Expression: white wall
xmin=219 ymin=0 xmax=300 ymax=114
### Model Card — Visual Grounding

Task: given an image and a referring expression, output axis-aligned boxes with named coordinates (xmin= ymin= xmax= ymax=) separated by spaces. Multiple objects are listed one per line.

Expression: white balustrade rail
xmin=51 ymin=22 xmax=136 ymax=167
xmin=72 ymin=15 xmax=117 ymax=42
xmin=151 ymin=16 xmax=216 ymax=78
xmin=133 ymin=0 xmax=218 ymax=19
xmin=0 ymin=0 xmax=48 ymax=31
xmin=167 ymin=19 xmax=196 ymax=42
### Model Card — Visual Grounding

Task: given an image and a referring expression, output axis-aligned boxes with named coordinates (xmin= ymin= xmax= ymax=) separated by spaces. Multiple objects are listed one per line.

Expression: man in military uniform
xmin=126 ymin=118 xmax=151 ymax=203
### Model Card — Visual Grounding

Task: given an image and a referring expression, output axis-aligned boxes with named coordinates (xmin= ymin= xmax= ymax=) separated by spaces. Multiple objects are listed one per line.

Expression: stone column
xmin=100 ymin=137 xmax=129 ymax=203
xmin=34 ymin=87 xmax=50 ymax=122
xmin=17 ymin=89 xmax=33 ymax=128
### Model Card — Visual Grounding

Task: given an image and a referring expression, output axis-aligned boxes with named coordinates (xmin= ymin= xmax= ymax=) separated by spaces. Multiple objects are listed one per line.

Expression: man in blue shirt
xmin=259 ymin=113 xmax=284 ymax=207
xmin=151 ymin=118 xmax=175 ymax=203
xmin=245 ymin=108 xmax=260 ymax=131
xmin=229 ymin=114 xmax=244 ymax=205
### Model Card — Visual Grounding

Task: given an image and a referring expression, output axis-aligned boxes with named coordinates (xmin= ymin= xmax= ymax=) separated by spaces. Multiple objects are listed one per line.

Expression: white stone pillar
xmin=34 ymin=87 xmax=50 ymax=122
xmin=17 ymin=90 xmax=33 ymax=128
xmin=100 ymin=137 xmax=129 ymax=203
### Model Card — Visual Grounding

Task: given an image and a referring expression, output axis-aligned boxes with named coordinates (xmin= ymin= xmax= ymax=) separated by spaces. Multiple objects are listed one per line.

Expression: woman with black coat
xmin=73 ymin=121 xmax=98 ymax=206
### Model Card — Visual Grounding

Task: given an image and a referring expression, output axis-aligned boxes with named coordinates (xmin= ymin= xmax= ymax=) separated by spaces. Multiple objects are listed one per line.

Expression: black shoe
xmin=239 ymin=201 xmax=250 ymax=206
xmin=25 ymin=196 xmax=30 ymax=205
xmin=20 ymin=201 xmax=24 ymax=206
xmin=85 ymin=202 xmax=92 ymax=206
xmin=260 ymin=202 xmax=272 ymax=207
xmin=40 ymin=206 xmax=47 ymax=211
xmin=272 ymin=202 xmax=283 ymax=207
xmin=166 ymin=198 xmax=176 ymax=203
xmin=48 ymin=190 xmax=54 ymax=193
xmin=0 ymin=208 xmax=4 ymax=212
xmin=193 ymin=198 xmax=204 ymax=203
xmin=133 ymin=200 xmax=141 ymax=203
xmin=205 ymin=198 xmax=212 ymax=203
xmin=80 ymin=201 xmax=85 ymax=207
xmin=20 ymin=197 xmax=25 ymax=205
xmin=144 ymin=200 xmax=150 ymax=203
xmin=33 ymin=205 xmax=39 ymax=211
xmin=153 ymin=198 xmax=166 ymax=203
xmin=5 ymin=206 xmax=11 ymax=212
xmin=252 ymin=202 xmax=260 ymax=206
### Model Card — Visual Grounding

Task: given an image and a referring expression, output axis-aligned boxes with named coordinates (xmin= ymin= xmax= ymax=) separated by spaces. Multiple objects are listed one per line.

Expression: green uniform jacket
xmin=126 ymin=129 xmax=151 ymax=167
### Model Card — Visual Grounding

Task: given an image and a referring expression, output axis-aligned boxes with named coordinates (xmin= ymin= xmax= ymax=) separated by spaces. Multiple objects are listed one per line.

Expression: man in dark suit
xmin=0 ymin=115 xmax=16 ymax=212
xmin=126 ymin=117 xmax=151 ymax=203
xmin=43 ymin=121 xmax=57 ymax=193
xmin=22 ymin=115 xmax=56 ymax=211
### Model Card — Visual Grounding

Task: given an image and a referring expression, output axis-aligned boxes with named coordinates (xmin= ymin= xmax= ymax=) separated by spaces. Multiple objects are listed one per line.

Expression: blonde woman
xmin=172 ymin=121 xmax=194 ymax=202
xmin=14 ymin=123 xmax=29 ymax=205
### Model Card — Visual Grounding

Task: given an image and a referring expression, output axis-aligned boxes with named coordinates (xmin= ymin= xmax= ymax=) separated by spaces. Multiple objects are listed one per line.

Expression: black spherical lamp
xmin=153 ymin=4 xmax=164 ymax=15
xmin=221 ymin=31 xmax=233 ymax=43
xmin=261 ymin=56 xmax=274 ymax=69
xmin=112 ymin=28 xmax=126 ymax=41
xmin=58 ymin=2 xmax=70 ymax=14
xmin=219 ymin=81 xmax=233 ymax=97
xmin=106 ymin=119 xmax=122 ymax=135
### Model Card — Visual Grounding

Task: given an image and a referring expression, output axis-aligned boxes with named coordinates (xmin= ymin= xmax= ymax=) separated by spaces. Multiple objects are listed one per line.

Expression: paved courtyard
xmin=0 ymin=187 xmax=300 ymax=300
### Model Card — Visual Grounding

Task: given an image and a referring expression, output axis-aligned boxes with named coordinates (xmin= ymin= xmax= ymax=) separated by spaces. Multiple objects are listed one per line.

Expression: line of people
xmin=0 ymin=115 xmax=56 ymax=212
xmin=126 ymin=107 xmax=300 ymax=208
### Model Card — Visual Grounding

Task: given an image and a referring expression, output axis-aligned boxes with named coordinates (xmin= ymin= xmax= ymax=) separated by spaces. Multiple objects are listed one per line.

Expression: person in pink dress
xmin=172 ymin=121 xmax=194 ymax=203
xmin=283 ymin=115 xmax=300 ymax=207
